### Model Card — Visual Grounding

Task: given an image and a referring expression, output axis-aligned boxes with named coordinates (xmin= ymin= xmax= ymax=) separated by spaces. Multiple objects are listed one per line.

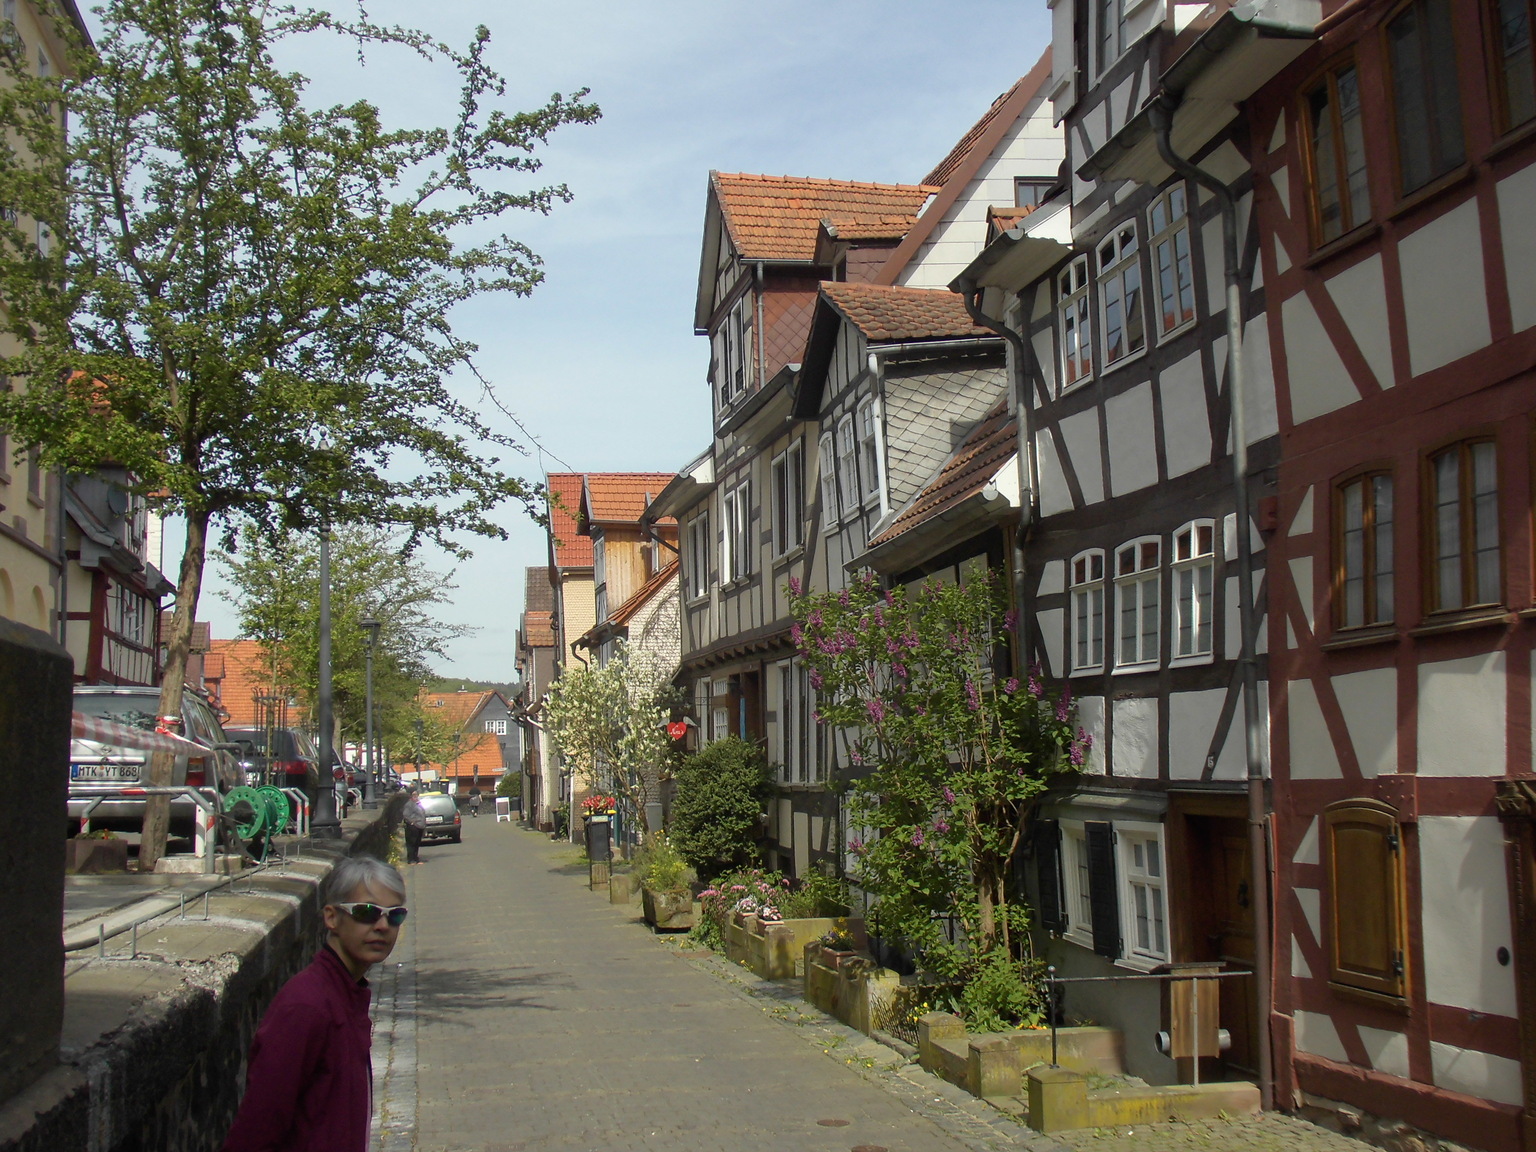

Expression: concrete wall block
xmin=969 ymin=1035 xmax=1024 ymax=1098
xmin=0 ymin=620 xmax=72 ymax=1106
xmin=1028 ymin=1066 xmax=1090 ymax=1132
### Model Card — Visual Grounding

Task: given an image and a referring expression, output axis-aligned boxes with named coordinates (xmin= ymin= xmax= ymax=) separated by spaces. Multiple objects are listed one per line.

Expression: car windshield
xmin=74 ymin=693 xmax=159 ymax=731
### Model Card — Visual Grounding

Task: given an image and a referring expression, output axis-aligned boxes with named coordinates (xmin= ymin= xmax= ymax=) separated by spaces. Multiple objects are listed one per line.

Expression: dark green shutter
xmin=1036 ymin=819 xmax=1066 ymax=933
xmin=1086 ymin=821 xmax=1121 ymax=959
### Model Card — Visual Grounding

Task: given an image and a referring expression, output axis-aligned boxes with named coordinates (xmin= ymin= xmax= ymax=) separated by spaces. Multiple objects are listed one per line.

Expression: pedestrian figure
xmin=468 ymin=785 xmax=482 ymax=818
xmin=403 ymin=787 xmax=426 ymax=864
xmin=221 ymin=856 xmax=408 ymax=1152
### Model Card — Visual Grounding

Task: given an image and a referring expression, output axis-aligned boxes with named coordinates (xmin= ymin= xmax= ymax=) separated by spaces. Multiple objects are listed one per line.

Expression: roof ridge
xmin=714 ymin=170 xmax=940 ymax=193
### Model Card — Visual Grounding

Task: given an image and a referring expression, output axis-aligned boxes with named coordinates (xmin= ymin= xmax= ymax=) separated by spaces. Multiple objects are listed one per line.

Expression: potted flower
xmin=636 ymin=833 xmax=694 ymax=931
xmin=67 ymin=828 xmax=129 ymax=874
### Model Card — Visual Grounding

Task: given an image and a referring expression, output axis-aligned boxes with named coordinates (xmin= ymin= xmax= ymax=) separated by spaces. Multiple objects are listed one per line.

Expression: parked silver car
xmin=418 ymin=791 xmax=462 ymax=844
xmin=68 ymin=686 xmax=242 ymax=839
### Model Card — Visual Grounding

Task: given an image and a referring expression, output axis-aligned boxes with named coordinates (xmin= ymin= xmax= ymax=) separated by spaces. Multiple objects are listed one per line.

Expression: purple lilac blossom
xmin=934 ymin=818 xmax=950 ymax=834
xmin=866 ymin=698 xmax=887 ymax=722
xmin=1004 ymin=609 xmax=1018 ymax=633
xmin=910 ymin=828 xmax=925 ymax=847
xmin=965 ymin=680 xmax=980 ymax=712
xmin=1004 ymin=677 xmax=1019 ymax=694
xmin=788 ymin=576 xmax=802 ymax=595
xmin=943 ymin=786 xmax=955 ymax=803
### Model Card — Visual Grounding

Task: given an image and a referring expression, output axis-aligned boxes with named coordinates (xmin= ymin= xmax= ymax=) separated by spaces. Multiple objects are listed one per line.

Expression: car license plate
xmin=71 ymin=763 xmax=140 ymax=782
xmin=426 ymin=815 xmax=444 ymax=824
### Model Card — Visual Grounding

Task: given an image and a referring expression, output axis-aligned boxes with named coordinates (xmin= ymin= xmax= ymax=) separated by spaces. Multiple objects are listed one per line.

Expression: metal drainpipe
xmin=755 ymin=261 xmax=767 ymax=389
xmin=1149 ymin=93 xmax=1274 ymax=1112
xmin=956 ymin=278 xmax=1034 ymax=678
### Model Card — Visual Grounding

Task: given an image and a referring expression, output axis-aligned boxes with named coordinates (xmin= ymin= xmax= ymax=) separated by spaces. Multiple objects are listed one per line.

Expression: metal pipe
xmin=869 ymin=336 xmax=1002 ymax=361
xmin=1149 ymin=94 xmax=1273 ymax=1112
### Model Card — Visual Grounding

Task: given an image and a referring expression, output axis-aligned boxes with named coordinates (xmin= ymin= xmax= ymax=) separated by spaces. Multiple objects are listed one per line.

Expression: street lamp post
xmin=312 ymin=520 xmax=341 ymax=837
xmin=361 ymin=616 xmax=381 ymax=809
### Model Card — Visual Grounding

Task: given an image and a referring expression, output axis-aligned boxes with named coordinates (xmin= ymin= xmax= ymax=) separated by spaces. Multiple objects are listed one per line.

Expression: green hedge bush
xmin=669 ymin=737 xmax=772 ymax=880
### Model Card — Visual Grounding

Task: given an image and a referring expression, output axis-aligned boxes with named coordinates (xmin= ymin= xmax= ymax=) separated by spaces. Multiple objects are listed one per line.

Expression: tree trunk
xmin=139 ymin=507 xmax=211 ymax=869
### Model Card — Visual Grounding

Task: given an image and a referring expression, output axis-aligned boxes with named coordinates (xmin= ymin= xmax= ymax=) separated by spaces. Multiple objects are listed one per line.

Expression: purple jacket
xmin=221 ymin=946 xmax=375 ymax=1152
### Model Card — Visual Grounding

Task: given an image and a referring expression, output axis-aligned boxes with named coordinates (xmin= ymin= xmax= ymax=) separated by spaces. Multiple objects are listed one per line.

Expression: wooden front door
xmin=1173 ymin=797 xmax=1258 ymax=1075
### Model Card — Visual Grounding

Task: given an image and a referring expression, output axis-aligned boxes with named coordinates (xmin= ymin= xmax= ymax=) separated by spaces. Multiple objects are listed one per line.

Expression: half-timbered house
xmin=1247 ymin=0 xmax=1536 ymax=1141
xmin=515 ymin=566 xmax=557 ymax=829
xmin=954 ymin=0 xmax=1324 ymax=1089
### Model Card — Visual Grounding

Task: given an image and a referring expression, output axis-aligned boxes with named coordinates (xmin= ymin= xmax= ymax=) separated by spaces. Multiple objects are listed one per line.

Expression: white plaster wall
xmin=1057 ymin=408 xmax=1104 ymax=504
xmin=1292 ymin=935 xmax=1312 ymax=978
xmin=1282 ymin=292 xmax=1358 ymax=424
xmin=1326 ymin=253 xmax=1394 ymax=390
xmin=1287 ymin=679 xmax=1342 ymax=779
xmin=1036 ymin=427 xmax=1073 ymax=517
xmin=1295 ymin=1010 xmax=1349 ymax=1063
xmin=1236 ymin=315 xmax=1279 ymax=448
xmin=1431 ymin=1042 xmax=1524 ymax=1107
xmin=1419 ymin=816 xmax=1518 ymax=1018
xmin=1358 ymin=1025 xmax=1412 ymax=1080
xmin=1167 ymin=687 xmax=1223 ymax=780
xmin=1224 ymin=571 xmax=1267 ymax=660
xmin=1398 ymin=199 xmax=1491 ymax=378
xmin=1497 ymin=160 xmax=1536 ymax=333
xmin=1289 ymin=487 xmax=1314 ymax=536
xmin=1105 ymin=382 xmax=1158 ymax=496
xmin=1032 ymin=329 xmax=1058 ymax=395
xmin=1158 ymin=350 xmax=1210 ymax=478
xmin=1037 ymin=559 xmax=1066 ymax=596
xmin=1111 ymin=696 xmax=1159 ymax=778
xmin=1418 ymin=652 xmax=1506 ymax=776
xmin=1332 ymin=667 xmax=1397 ymax=778
xmin=1294 ymin=817 xmax=1320 ymax=865
xmin=1037 ymin=606 xmax=1065 ymax=679
xmin=1288 ymin=556 xmax=1314 ymax=636
xmin=1202 ymin=215 xmax=1225 ymax=317
xmin=1076 ymin=694 xmax=1107 ymax=774
xmin=1295 ymin=886 xmax=1322 ymax=944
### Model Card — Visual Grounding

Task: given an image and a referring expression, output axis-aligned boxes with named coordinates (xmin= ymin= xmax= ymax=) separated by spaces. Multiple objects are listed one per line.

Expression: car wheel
xmin=451 ymin=834 xmax=461 ymax=844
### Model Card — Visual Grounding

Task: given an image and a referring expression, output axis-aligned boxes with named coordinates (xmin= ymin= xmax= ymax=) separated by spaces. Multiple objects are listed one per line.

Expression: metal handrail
xmin=74 ymin=786 xmax=226 ymax=872
xmin=1044 ymin=964 xmax=1255 ymax=1086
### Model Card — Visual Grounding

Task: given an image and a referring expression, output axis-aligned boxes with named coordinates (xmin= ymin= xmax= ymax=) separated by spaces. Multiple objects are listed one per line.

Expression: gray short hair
xmin=324 ymin=855 xmax=405 ymax=905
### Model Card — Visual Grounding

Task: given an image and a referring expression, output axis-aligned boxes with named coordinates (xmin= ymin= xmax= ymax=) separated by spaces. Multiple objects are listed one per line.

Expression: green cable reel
xmin=225 ymin=785 xmax=292 ymax=841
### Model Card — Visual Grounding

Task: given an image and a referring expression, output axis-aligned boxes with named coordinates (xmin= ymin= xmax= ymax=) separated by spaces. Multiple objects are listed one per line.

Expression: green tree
xmin=669 ymin=737 xmax=771 ymax=880
xmin=542 ymin=641 xmax=677 ymax=835
xmin=790 ymin=569 xmax=1089 ymax=975
xmin=218 ymin=524 xmax=465 ymax=753
xmin=0 ymin=0 xmax=597 ymax=863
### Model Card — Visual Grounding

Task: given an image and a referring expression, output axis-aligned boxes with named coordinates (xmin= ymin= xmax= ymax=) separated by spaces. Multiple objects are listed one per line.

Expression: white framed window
xmin=1094 ymin=0 xmax=1129 ymax=77
xmin=484 ymin=719 xmax=508 ymax=735
xmin=1114 ymin=537 xmax=1161 ymax=669
xmin=1171 ymin=520 xmax=1215 ymax=663
xmin=694 ymin=678 xmax=712 ymax=744
xmin=818 ymin=431 xmax=839 ymax=529
xmin=775 ymin=657 xmax=815 ymax=784
xmin=771 ymin=440 xmax=805 ymax=556
xmin=1058 ymin=821 xmax=1096 ymax=950
xmin=685 ymin=511 xmax=711 ymax=600
xmin=722 ymin=480 xmax=752 ymax=583
xmin=1098 ymin=223 xmax=1145 ymax=369
xmin=714 ymin=292 xmax=755 ymax=410
xmin=1058 ymin=255 xmax=1093 ymax=392
xmin=1069 ymin=550 xmax=1106 ymax=673
xmin=1119 ymin=825 xmax=1169 ymax=964
xmin=857 ymin=400 xmax=883 ymax=510
xmin=835 ymin=414 xmax=858 ymax=520
xmin=1015 ymin=177 xmax=1054 ymax=209
xmin=1148 ymin=184 xmax=1195 ymax=338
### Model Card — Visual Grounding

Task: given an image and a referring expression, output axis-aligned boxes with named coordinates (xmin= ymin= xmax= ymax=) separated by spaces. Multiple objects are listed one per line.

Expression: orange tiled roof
xmin=205 ymin=638 xmax=288 ymax=727
xmin=523 ymin=609 xmax=555 ymax=648
xmin=922 ymin=76 xmax=1036 ymax=188
xmin=820 ymin=281 xmax=994 ymax=343
xmin=414 ymin=689 xmax=510 ymax=782
xmin=712 ymin=172 xmax=937 ymax=263
xmin=582 ymin=473 xmax=677 ymax=528
xmin=608 ymin=560 xmax=680 ymax=628
xmin=820 ymin=215 xmax=917 ymax=242
xmin=869 ymin=402 xmax=1017 ymax=548
xmin=546 ymin=473 xmax=592 ymax=569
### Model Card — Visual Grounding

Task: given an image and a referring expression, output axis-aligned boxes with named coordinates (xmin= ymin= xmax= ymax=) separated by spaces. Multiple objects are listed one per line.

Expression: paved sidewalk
xmin=373 ymin=817 xmax=1374 ymax=1152
xmin=378 ymin=817 xmax=1050 ymax=1152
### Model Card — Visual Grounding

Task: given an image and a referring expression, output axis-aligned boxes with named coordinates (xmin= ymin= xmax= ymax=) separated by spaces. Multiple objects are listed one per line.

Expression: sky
xmin=167 ymin=0 xmax=1054 ymax=681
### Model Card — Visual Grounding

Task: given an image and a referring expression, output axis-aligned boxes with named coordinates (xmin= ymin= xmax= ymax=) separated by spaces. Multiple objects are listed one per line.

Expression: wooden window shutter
xmin=1085 ymin=821 xmax=1122 ymax=959
xmin=1035 ymin=820 xmax=1067 ymax=933
xmin=1325 ymin=800 xmax=1407 ymax=1000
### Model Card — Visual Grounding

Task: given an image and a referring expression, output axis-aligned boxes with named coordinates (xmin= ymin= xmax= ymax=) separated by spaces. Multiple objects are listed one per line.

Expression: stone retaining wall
xmin=0 ymin=805 xmax=401 ymax=1152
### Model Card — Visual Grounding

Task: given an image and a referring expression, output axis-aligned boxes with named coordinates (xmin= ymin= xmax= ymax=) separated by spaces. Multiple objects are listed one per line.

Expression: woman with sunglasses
xmin=221 ymin=855 xmax=408 ymax=1152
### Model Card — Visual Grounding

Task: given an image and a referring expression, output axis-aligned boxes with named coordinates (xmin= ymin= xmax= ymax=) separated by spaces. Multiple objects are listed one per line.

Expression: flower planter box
xmin=803 ymin=940 xmax=899 ymax=1035
xmin=727 ymin=914 xmax=869 ymax=981
xmin=66 ymin=836 xmax=128 ymax=875
xmin=641 ymin=886 xmax=694 ymax=931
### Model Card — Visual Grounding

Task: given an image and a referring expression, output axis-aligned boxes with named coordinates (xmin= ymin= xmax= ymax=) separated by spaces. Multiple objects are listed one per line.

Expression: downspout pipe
xmin=956 ymin=277 xmax=1035 ymax=679
xmin=1149 ymin=93 xmax=1274 ymax=1113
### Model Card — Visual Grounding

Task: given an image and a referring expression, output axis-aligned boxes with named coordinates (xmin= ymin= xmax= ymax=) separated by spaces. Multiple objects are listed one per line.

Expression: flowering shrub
xmin=631 ymin=832 xmax=692 ymax=892
xmin=790 ymin=568 xmax=1085 ymax=1008
xmin=580 ymin=795 xmax=616 ymax=815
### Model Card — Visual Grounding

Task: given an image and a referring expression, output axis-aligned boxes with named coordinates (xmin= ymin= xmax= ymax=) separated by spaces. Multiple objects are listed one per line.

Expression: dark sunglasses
xmin=334 ymin=901 xmax=409 ymax=927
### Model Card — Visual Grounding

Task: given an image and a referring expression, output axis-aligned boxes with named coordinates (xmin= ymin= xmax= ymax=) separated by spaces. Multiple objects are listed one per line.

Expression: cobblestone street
xmin=369 ymin=817 xmax=1372 ymax=1152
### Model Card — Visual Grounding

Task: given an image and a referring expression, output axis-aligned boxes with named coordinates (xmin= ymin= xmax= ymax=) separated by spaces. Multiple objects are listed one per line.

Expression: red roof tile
xmin=205 ymin=638 xmax=288 ymax=727
xmin=546 ymin=473 xmax=592 ymax=569
xmin=608 ymin=560 xmax=680 ymax=628
xmin=712 ymin=173 xmax=937 ymax=263
xmin=820 ymin=215 xmax=916 ymax=242
xmin=523 ymin=610 xmax=555 ymax=648
xmin=869 ymin=402 xmax=1017 ymax=548
xmin=582 ymin=473 xmax=677 ymax=528
xmin=820 ymin=281 xmax=995 ymax=343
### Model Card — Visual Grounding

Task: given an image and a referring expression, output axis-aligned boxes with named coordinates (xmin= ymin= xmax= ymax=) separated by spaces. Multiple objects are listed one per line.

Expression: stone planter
xmin=726 ymin=914 xmax=867 ymax=980
xmin=803 ymin=940 xmax=899 ymax=1035
xmin=66 ymin=836 xmax=128 ymax=874
xmin=641 ymin=886 xmax=693 ymax=931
